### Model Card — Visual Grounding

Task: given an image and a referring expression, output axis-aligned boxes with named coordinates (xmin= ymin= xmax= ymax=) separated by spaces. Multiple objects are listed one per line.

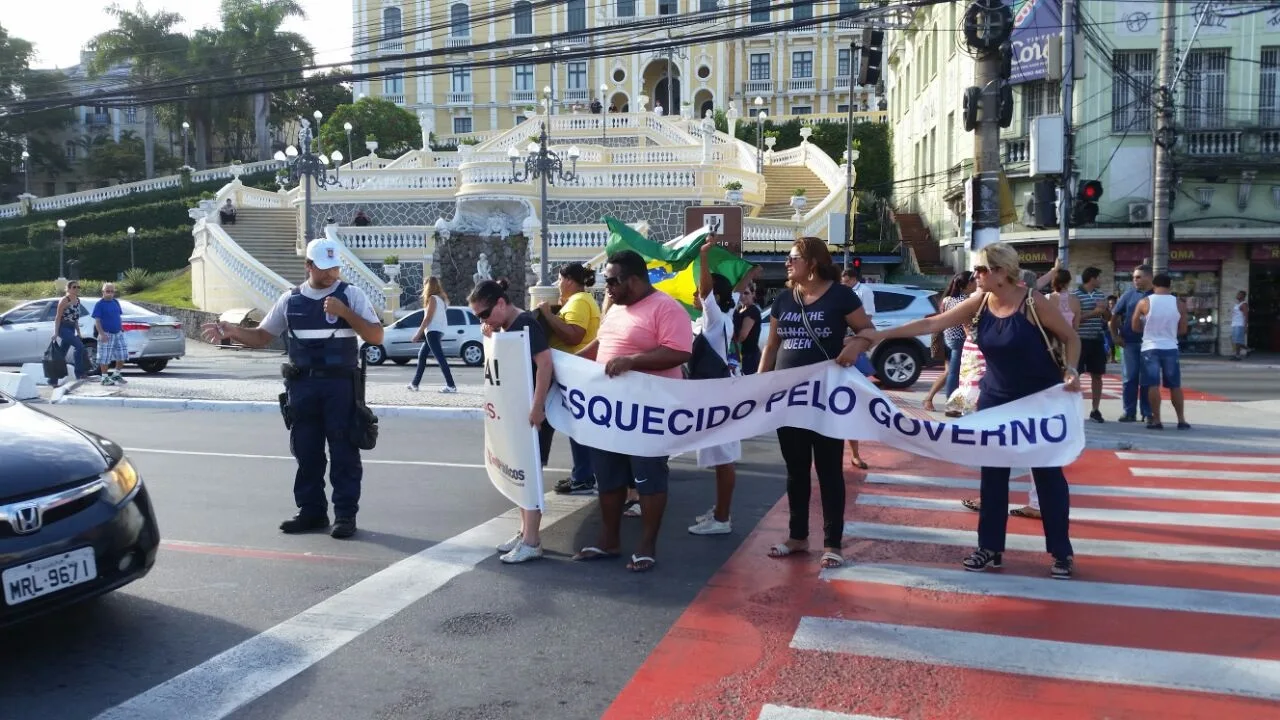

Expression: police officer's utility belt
xmin=281 ymin=363 xmax=355 ymax=380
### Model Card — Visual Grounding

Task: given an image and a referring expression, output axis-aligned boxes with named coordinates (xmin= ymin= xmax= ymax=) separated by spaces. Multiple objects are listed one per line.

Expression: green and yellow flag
xmin=603 ymin=217 xmax=755 ymax=319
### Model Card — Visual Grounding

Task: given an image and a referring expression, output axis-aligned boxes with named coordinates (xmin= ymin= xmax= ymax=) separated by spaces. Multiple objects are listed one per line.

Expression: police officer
xmin=201 ymin=237 xmax=385 ymax=538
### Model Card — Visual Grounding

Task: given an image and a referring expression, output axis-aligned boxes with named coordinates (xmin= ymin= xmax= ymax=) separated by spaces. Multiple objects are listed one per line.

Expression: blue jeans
xmin=57 ymin=324 xmax=89 ymax=379
xmin=1120 ymin=344 xmax=1151 ymax=418
xmin=978 ymin=466 xmax=1073 ymax=560
xmin=411 ymin=330 xmax=455 ymax=388
xmin=569 ymin=438 xmax=594 ymax=483
xmin=943 ymin=336 xmax=965 ymax=398
xmin=1140 ymin=349 xmax=1182 ymax=389
xmin=287 ymin=376 xmax=362 ymax=519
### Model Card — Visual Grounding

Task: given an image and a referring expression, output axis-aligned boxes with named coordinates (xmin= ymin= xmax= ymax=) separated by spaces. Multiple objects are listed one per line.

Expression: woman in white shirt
xmin=688 ymin=240 xmax=743 ymax=536
xmin=409 ymin=277 xmax=457 ymax=392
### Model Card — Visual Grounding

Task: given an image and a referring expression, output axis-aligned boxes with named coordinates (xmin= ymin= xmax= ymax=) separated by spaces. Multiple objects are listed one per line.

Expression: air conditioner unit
xmin=1128 ymin=201 xmax=1152 ymax=223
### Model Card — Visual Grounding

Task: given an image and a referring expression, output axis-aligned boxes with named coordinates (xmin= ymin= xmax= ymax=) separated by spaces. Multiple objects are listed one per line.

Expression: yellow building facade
xmin=351 ymin=0 xmax=879 ymax=143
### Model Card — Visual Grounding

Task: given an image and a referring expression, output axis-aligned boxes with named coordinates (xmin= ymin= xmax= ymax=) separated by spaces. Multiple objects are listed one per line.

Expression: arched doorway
xmin=693 ymin=89 xmax=714 ymax=119
xmin=608 ymin=92 xmax=629 ymax=113
xmin=642 ymin=60 xmax=680 ymax=115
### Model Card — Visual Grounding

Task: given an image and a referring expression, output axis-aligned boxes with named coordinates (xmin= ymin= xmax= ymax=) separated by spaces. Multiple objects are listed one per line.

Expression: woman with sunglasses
xmin=469 ymin=279 xmax=554 ymax=564
xmin=758 ymin=237 xmax=874 ymax=570
xmin=857 ymin=242 xmax=1081 ymax=579
xmin=52 ymin=281 xmax=90 ymax=381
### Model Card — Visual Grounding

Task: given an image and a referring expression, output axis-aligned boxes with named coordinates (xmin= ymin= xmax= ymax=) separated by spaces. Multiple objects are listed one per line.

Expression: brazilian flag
xmin=604 ymin=216 xmax=755 ymax=319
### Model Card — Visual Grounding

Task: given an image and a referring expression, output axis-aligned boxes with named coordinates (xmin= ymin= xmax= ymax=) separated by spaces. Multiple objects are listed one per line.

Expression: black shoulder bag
xmin=685 ymin=307 xmax=734 ymax=379
xmin=350 ymin=347 xmax=379 ymax=450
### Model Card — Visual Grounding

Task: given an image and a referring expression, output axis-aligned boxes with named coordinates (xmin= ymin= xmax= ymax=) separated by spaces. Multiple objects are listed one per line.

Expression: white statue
xmin=487 ymin=212 xmax=508 ymax=239
xmin=474 ymin=253 xmax=493 ymax=285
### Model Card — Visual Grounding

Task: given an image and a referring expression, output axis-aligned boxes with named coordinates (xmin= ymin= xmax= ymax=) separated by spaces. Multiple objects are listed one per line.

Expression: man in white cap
xmin=202 ymin=238 xmax=384 ymax=538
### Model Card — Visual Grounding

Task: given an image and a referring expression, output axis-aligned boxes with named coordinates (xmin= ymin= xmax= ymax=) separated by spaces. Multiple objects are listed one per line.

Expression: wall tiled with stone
xmin=547 ymin=199 xmax=702 ymax=242
xmin=308 ymin=201 xmax=455 ymax=239
xmin=365 ymin=260 xmax=425 ymax=309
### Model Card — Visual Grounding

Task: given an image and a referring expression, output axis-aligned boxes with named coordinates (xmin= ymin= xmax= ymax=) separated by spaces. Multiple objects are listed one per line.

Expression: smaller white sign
xmin=482 ymin=331 xmax=545 ymax=511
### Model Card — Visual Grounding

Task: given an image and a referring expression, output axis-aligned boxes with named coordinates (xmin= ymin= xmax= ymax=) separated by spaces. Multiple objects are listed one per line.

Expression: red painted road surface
xmin=606 ymin=446 xmax=1280 ymax=720
xmin=912 ymin=369 xmax=1225 ymax=402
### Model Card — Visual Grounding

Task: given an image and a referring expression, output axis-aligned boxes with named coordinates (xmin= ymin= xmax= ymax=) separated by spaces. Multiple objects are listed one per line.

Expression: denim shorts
xmin=1232 ymin=326 xmax=1246 ymax=345
xmin=589 ymin=449 xmax=669 ymax=496
xmin=1140 ymin=349 xmax=1181 ymax=389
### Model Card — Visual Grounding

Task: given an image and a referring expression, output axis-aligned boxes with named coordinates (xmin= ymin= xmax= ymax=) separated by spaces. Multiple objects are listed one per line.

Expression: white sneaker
xmin=439 ymin=386 xmax=457 ymax=394
xmin=500 ymin=542 xmax=543 ymax=564
xmin=688 ymin=517 xmax=732 ymax=535
xmin=496 ymin=531 xmax=523 ymax=553
xmin=406 ymin=384 xmax=419 ymax=392
xmin=694 ymin=506 xmax=718 ymax=524
xmin=111 ymin=372 xmax=127 ymax=384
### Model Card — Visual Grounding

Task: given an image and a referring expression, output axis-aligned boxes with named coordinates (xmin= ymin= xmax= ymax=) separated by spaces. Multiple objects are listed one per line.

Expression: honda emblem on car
xmin=11 ymin=503 xmax=43 ymax=534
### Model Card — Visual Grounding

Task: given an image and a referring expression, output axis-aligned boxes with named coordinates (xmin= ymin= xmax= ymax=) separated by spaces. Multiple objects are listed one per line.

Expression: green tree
xmin=0 ymin=25 xmax=75 ymax=196
xmin=88 ymin=3 xmax=188 ymax=180
xmin=715 ymin=114 xmax=893 ymax=198
xmin=317 ymin=98 xmax=421 ymax=159
xmin=273 ymin=68 xmax=353 ymax=131
xmin=86 ymin=131 xmax=177 ymax=183
xmin=219 ymin=0 xmax=314 ymax=161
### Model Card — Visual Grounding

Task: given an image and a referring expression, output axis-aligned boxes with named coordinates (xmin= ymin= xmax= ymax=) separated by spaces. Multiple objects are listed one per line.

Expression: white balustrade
xmin=447 ymin=92 xmax=473 ymax=106
xmin=564 ymin=167 xmax=698 ymax=190
xmin=1184 ymin=130 xmax=1242 ymax=156
xmin=0 ymin=203 xmax=20 ymax=219
xmin=745 ymin=80 xmax=774 ymax=95
xmin=548 ymin=225 xmax=609 ymax=248
xmin=789 ymin=78 xmax=817 ymax=93
xmin=1263 ymin=130 xmax=1280 ymax=155
xmin=804 ymin=142 xmax=844 ymax=191
xmin=743 ymin=219 xmax=798 ymax=243
xmin=460 ymin=164 xmax=525 ymax=186
xmin=771 ymin=146 xmax=806 ymax=165
xmin=334 ymin=226 xmax=432 ymax=250
xmin=204 ymin=224 xmax=293 ymax=311
xmin=335 ymin=245 xmax=388 ymax=311
xmin=333 ymin=169 xmax=459 ymax=191
xmin=384 ymin=94 xmax=406 ymax=105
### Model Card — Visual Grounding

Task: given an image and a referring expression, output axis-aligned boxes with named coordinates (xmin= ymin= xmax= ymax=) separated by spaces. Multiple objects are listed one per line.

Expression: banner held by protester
xmin=482 ymin=331 xmax=545 ymax=510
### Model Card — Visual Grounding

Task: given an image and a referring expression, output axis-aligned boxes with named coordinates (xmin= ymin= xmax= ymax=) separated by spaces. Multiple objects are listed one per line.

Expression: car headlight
xmin=101 ymin=457 xmax=140 ymax=503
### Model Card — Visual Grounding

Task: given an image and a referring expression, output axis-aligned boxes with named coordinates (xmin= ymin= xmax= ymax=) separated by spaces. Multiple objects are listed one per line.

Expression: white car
xmin=0 ymin=297 xmax=185 ymax=373
xmin=761 ymin=283 xmax=940 ymax=389
xmin=361 ymin=305 xmax=485 ymax=367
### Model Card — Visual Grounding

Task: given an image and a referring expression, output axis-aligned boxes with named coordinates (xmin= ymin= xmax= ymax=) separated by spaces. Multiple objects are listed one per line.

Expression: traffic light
xmin=1072 ymin=180 xmax=1103 ymax=225
xmin=852 ymin=256 xmax=862 ymax=271
xmin=859 ymin=30 xmax=884 ymax=86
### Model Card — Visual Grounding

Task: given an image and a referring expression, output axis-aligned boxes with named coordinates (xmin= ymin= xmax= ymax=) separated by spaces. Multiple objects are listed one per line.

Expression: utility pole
xmin=844 ymin=38 xmax=859 ymax=269
xmin=1057 ymin=0 xmax=1076 ymax=267
xmin=965 ymin=0 xmax=1013 ymax=253
xmin=1151 ymin=0 xmax=1177 ymax=276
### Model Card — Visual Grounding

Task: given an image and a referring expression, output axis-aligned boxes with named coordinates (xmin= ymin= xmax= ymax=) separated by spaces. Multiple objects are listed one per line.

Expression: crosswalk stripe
xmin=856 ymin=494 xmax=1280 ymax=531
xmin=843 ymin=522 xmax=1280 ymax=567
xmin=821 ymin=563 xmax=1280 ymax=620
xmin=1117 ymin=452 xmax=1280 ymax=467
xmin=758 ymin=706 xmax=898 ymax=720
xmin=864 ymin=473 xmax=1280 ymax=504
xmin=1130 ymin=467 xmax=1280 ymax=482
xmin=790 ymin=618 xmax=1280 ymax=701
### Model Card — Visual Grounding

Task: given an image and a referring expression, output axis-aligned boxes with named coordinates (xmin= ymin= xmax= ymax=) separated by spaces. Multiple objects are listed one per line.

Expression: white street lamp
xmin=343 ymin=121 xmax=354 ymax=160
xmin=127 ymin=226 xmax=136 ymax=269
xmin=56 ymin=219 xmax=67 ymax=278
xmin=600 ymin=83 xmax=610 ymax=142
xmin=180 ymin=121 xmax=191 ymax=169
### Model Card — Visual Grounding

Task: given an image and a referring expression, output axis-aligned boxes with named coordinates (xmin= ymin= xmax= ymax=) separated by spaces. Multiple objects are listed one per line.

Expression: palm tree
xmin=88 ymin=3 xmax=187 ymax=179
xmin=219 ymin=0 xmax=314 ymax=161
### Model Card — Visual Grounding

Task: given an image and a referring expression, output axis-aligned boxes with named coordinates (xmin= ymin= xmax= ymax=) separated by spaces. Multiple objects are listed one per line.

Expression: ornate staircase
xmin=221 ymin=208 xmax=304 ymax=286
xmin=758 ymin=165 xmax=830 ymax=219
xmin=893 ymin=211 xmax=951 ymax=276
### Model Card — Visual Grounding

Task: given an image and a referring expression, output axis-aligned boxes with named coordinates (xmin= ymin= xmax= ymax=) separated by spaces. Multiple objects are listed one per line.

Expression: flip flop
xmin=851 ymin=458 xmax=869 ymax=470
xmin=1009 ymin=506 xmax=1042 ymax=519
xmin=623 ymin=501 xmax=642 ymax=518
xmin=572 ymin=546 xmax=620 ymax=561
xmin=961 ymin=498 xmax=981 ymax=512
xmin=768 ymin=543 xmax=809 ymax=558
xmin=820 ymin=552 xmax=844 ymax=569
xmin=627 ymin=554 xmax=656 ymax=572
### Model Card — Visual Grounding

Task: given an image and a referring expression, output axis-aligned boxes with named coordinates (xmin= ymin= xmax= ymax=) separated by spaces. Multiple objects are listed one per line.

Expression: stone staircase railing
xmin=195 ymin=221 xmax=293 ymax=313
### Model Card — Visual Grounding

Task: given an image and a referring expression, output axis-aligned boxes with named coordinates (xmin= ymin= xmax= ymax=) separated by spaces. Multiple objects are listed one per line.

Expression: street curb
xmin=54 ymin=394 xmax=485 ymax=420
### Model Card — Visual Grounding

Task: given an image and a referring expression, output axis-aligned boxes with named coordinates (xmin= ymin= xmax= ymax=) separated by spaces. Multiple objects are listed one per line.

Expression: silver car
xmin=361 ymin=305 xmax=485 ymax=367
xmin=0 ymin=297 xmax=185 ymax=374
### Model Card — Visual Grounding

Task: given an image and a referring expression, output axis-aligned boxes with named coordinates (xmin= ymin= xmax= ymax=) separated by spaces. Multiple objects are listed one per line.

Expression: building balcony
xmin=788 ymin=78 xmax=817 ymax=93
xmin=384 ymin=94 xmax=406 ymax=106
xmin=563 ymin=89 xmax=590 ymax=103
xmin=1003 ymin=137 xmax=1029 ymax=165
xmin=835 ymin=18 xmax=858 ymax=30
xmin=444 ymin=36 xmax=471 ymax=50
xmin=1177 ymin=125 xmax=1280 ymax=167
xmin=379 ymin=39 xmax=404 ymax=51
xmin=510 ymin=89 xmax=538 ymax=104
xmin=831 ymin=76 xmax=853 ymax=91
xmin=745 ymin=80 xmax=774 ymax=95
xmin=84 ymin=113 xmax=111 ymax=126
xmin=447 ymin=92 xmax=473 ymax=106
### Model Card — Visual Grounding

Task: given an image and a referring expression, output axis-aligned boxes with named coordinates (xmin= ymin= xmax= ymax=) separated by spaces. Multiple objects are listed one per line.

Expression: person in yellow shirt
xmin=536 ymin=262 xmax=602 ymax=495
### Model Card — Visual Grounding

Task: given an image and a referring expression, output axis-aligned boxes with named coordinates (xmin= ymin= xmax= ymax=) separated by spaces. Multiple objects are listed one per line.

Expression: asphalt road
xmin=0 ymin=405 xmax=790 ymax=720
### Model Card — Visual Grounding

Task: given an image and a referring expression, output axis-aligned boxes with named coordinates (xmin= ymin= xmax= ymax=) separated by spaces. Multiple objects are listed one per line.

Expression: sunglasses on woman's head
xmin=785 ymin=254 xmax=803 ymax=264
xmin=477 ymin=304 xmax=496 ymax=320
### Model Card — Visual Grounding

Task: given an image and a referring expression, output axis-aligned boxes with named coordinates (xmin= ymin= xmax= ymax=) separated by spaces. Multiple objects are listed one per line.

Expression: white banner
xmin=482 ymin=332 xmax=545 ymax=510
xmin=545 ymin=352 xmax=1084 ymax=468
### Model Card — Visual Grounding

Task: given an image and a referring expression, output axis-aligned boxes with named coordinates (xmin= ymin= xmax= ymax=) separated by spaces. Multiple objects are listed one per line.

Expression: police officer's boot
xmin=330 ymin=517 xmax=357 ymax=539
xmin=280 ymin=513 xmax=330 ymax=534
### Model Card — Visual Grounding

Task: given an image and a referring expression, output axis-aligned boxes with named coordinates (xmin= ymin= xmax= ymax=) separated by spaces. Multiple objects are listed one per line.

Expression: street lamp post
xmin=127 ymin=226 xmax=136 ymax=270
xmin=180 ymin=121 xmax=190 ymax=169
xmin=508 ymin=120 xmax=579 ymax=287
xmin=20 ymin=150 xmax=30 ymax=196
xmin=273 ymin=112 xmax=343 ymax=241
xmin=662 ymin=33 xmax=689 ymax=117
xmin=600 ymin=84 xmax=609 ymax=143
xmin=753 ymin=97 xmax=767 ymax=174
xmin=343 ymin=122 xmax=354 ymax=161
xmin=56 ymin=219 xmax=66 ymax=279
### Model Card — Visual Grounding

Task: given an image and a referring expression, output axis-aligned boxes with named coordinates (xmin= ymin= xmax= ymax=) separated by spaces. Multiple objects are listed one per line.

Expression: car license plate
xmin=2 ymin=547 xmax=97 ymax=606
xmin=150 ymin=327 xmax=179 ymax=338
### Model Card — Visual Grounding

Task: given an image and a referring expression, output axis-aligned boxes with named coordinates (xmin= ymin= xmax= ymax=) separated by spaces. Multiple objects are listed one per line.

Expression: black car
xmin=0 ymin=391 xmax=159 ymax=628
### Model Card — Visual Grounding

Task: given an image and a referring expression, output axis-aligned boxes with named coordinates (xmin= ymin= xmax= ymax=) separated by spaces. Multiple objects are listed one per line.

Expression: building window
xmin=514 ymin=64 xmax=534 ymax=91
xmin=566 ymin=62 xmax=587 ymax=90
xmin=382 ymin=7 xmax=402 ymax=40
xmin=792 ymin=105 xmax=812 ymax=115
xmin=451 ymin=68 xmax=472 ymax=92
xmin=1263 ymin=48 xmax=1280 ymax=127
xmin=567 ymin=0 xmax=586 ymax=32
xmin=1020 ymin=79 xmax=1060 ymax=134
xmin=839 ymin=0 xmax=857 ymax=13
xmin=453 ymin=117 xmax=473 ymax=134
xmin=513 ymin=1 xmax=532 ymax=34
xmin=659 ymin=0 xmax=677 ymax=14
xmin=794 ymin=0 xmax=813 ymax=22
xmin=449 ymin=3 xmax=470 ymax=37
xmin=837 ymin=48 xmax=851 ymax=78
xmin=750 ymin=0 xmax=768 ymax=23
xmin=792 ymin=51 xmax=814 ymax=79
xmin=1111 ymin=50 xmax=1154 ymax=132
xmin=1182 ymin=49 xmax=1229 ymax=129
xmin=125 ymin=106 xmax=138 ymax=123
xmin=616 ymin=0 xmax=635 ymax=17
xmin=699 ymin=0 xmax=717 ymax=11
xmin=749 ymin=53 xmax=770 ymax=80
xmin=383 ymin=69 xmax=404 ymax=96
xmin=64 ymin=142 xmax=77 ymax=162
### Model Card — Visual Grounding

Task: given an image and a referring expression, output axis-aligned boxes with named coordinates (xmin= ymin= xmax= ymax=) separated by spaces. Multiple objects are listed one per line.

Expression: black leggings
xmin=776 ymin=426 xmax=846 ymax=549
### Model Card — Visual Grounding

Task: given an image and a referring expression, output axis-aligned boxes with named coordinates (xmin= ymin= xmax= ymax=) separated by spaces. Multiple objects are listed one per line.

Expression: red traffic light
xmin=1080 ymin=180 xmax=1103 ymax=201
xmin=852 ymin=257 xmax=862 ymax=269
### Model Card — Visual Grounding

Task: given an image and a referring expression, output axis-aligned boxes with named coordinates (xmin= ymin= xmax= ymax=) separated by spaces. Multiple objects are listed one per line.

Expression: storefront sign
xmin=1251 ymin=244 xmax=1280 ymax=261
xmin=1113 ymin=243 xmax=1233 ymax=265
xmin=1007 ymin=0 xmax=1062 ymax=84
xmin=1016 ymin=244 xmax=1057 ymax=265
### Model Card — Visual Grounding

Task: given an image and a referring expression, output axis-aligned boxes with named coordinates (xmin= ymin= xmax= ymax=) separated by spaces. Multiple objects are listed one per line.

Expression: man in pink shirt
xmin=572 ymin=250 xmax=692 ymax=572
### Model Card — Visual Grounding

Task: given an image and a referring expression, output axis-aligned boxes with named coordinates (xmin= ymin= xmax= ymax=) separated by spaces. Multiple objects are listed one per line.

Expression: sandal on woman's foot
xmin=851 ymin=458 xmax=869 ymax=470
xmin=962 ymin=548 xmax=1003 ymax=572
xmin=1009 ymin=506 xmax=1042 ymax=519
xmin=961 ymin=498 xmax=981 ymax=512
xmin=820 ymin=552 xmax=844 ymax=569
xmin=768 ymin=542 xmax=808 ymax=558
xmin=623 ymin=501 xmax=642 ymax=518
xmin=572 ymin=546 xmax=620 ymax=561
xmin=923 ymin=398 xmax=937 ymax=412
xmin=627 ymin=554 xmax=656 ymax=572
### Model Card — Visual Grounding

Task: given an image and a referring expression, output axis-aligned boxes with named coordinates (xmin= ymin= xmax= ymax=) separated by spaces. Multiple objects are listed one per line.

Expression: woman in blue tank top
xmin=857 ymin=242 xmax=1082 ymax=579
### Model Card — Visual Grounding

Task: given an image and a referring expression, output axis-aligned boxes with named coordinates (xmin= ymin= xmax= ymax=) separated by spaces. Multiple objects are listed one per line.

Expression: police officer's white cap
xmin=306 ymin=238 xmax=342 ymax=270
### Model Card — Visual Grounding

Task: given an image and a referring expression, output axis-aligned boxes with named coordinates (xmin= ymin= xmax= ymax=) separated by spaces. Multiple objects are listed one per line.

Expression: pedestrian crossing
xmin=910 ymin=369 xmax=1221 ymax=402
xmin=776 ymin=449 xmax=1280 ymax=718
